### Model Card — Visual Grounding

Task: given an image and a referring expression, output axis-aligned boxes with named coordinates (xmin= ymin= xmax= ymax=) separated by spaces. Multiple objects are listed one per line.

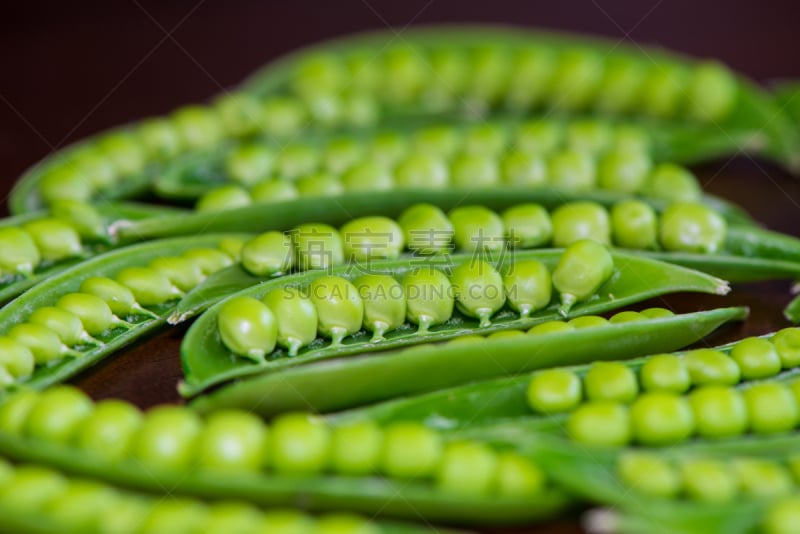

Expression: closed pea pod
xmin=240 ymin=231 xmax=294 ymax=277
xmin=450 ymin=260 xmax=506 ymax=327
xmin=0 ymin=337 xmax=34 ymax=379
xmin=402 ymin=269 xmax=454 ymax=333
xmin=688 ymin=386 xmax=748 ymax=438
xmin=611 ymin=200 xmax=658 ymax=250
xmin=8 ymin=323 xmax=76 ymax=365
xmin=551 ymin=239 xmax=614 ymax=316
xmin=115 ymin=266 xmax=183 ymax=306
xmin=548 ymin=149 xmax=597 ymax=191
xmin=79 ymin=276 xmax=156 ymax=319
xmin=354 ymin=274 xmax=406 ymax=342
xmin=340 ymin=216 xmax=405 ymax=261
xmin=150 ymin=256 xmax=205 ymax=293
xmin=659 ymin=202 xmax=727 ymax=253
xmin=397 ymin=204 xmax=454 ymax=255
xmin=24 ymin=218 xmax=83 ymax=262
xmin=0 ymin=227 xmax=40 ymax=277
xmin=292 ymin=223 xmax=344 ymax=271
xmin=74 ymin=398 xmax=143 ymax=462
xmin=217 ymin=296 xmax=277 ymax=362
xmin=502 ymin=260 xmax=552 ymax=318
xmin=551 ymin=201 xmax=611 ymax=247
xmin=743 ymin=382 xmax=799 ymax=434
xmin=448 ymin=205 xmax=505 ymax=254
xmin=308 ymin=276 xmax=363 ymax=346
xmin=730 ymin=337 xmax=782 ymax=379
xmin=196 ymin=410 xmax=268 ymax=473
xmin=261 ymin=286 xmax=318 ymax=357
xmin=131 ymin=405 xmax=202 ymax=471
xmin=501 ymin=204 xmax=553 ymax=248
xmin=394 ymin=153 xmax=449 ymax=189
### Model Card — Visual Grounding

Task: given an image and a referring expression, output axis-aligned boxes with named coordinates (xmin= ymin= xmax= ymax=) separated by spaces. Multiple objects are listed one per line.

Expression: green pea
xmin=598 ymin=150 xmax=653 ymax=194
xmin=565 ymin=121 xmax=613 ymax=155
xmin=612 ymin=125 xmax=651 ymax=153
xmin=402 ymin=269 xmax=454 ymax=333
xmin=684 ymin=348 xmax=741 ymax=386
xmin=74 ymin=399 xmax=143 ymax=462
xmin=551 ymin=201 xmax=611 ymax=247
xmin=58 ymin=292 xmax=125 ymax=335
xmin=371 ymin=131 xmax=410 ymax=165
xmin=138 ymin=117 xmax=182 ymax=159
xmin=8 ymin=323 xmax=72 ymax=365
xmin=501 ymin=152 xmax=547 ymax=187
xmin=640 ymin=307 xmax=675 ymax=319
xmin=568 ymin=401 xmax=631 ymax=447
xmin=315 ymin=514 xmax=382 ymax=534
xmin=616 ymin=452 xmax=680 ymax=498
xmin=744 ymin=382 xmax=799 ymax=434
xmin=196 ymin=185 xmax=252 ymax=213
xmin=494 ymin=452 xmax=547 ymax=497
xmin=213 ymin=92 xmax=263 ymax=137
xmin=527 ymin=320 xmax=573 ymax=335
xmin=131 ymin=406 xmax=202 ymax=471
xmin=397 ymin=204 xmax=454 ymax=255
xmin=584 ymin=362 xmax=639 ymax=403
xmin=679 ymin=458 xmax=738 ymax=503
xmin=150 ymin=256 xmax=205 ymax=293
xmin=548 ymin=50 xmax=604 ymax=110
xmin=340 ymin=216 xmax=405 ymax=262
xmin=342 ymin=93 xmax=377 ymax=127
xmin=688 ymin=386 xmax=747 ymax=438
xmin=639 ymin=64 xmax=689 ymax=118
xmin=39 ymin=165 xmax=93 ymax=205
xmin=394 ymin=153 xmax=449 ymax=189
xmin=330 ymin=420 xmax=383 ymax=476
xmin=468 ymin=45 xmax=512 ymax=104
xmin=450 ymin=153 xmax=500 ymax=188
xmin=293 ymin=54 xmax=346 ymax=97
xmin=0 ymin=466 xmax=68 ymax=512
xmin=630 ymin=392 xmax=694 ymax=446
xmin=639 ymin=354 xmax=690 ymax=393
xmin=23 ymin=218 xmax=82 ymax=261
xmin=772 ymin=328 xmax=800 ymax=368
xmin=304 ymin=94 xmax=343 ymax=129
xmin=685 ymin=62 xmax=737 ymax=122
xmin=764 ymin=497 xmax=800 ymax=534
xmin=527 ymin=368 xmax=582 ymax=414
xmin=380 ymin=422 xmax=443 ymax=479
xmin=610 ymin=200 xmax=658 ymax=250
xmin=515 ymin=120 xmax=563 ymax=154
xmin=436 ymin=441 xmax=497 ymax=496
xmin=448 ymin=205 xmax=505 ymax=254
xmin=644 ymin=163 xmax=702 ymax=203
xmin=730 ymin=337 xmax=782 ymax=379
xmin=116 ymin=266 xmax=182 ymax=306
xmin=96 ymin=499 xmax=151 ymax=534
xmin=225 ymin=145 xmax=274 ymax=186
xmin=292 ymin=223 xmax=344 ymax=271
xmin=171 ymin=105 xmax=222 ymax=150
xmin=323 ymin=137 xmax=365 ymax=174
xmin=24 ymin=385 xmax=93 ymax=443
xmin=595 ymin=57 xmax=647 ymax=114
xmin=79 ymin=276 xmax=153 ymax=319
xmin=502 ymin=260 xmax=552 ymax=318
xmin=548 ymin=150 xmax=597 ymax=191
xmin=137 ymin=498 xmax=207 ymax=534
xmin=463 ymin=124 xmax=508 ymax=156
xmin=269 ymin=412 xmax=330 ymax=475
xmin=261 ymin=97 xmax=307 ymax=138
xmin=608 ymin=310 xmax=646 ymax=324
xmin=0 ymin=227 xmax=40 ymax=277
xmin=197 ymin=501 xmax=263 ymax=534
xmin=552 ymin=239 xmax=614 ymax=316
xmin=446 ymin=334 xmax=486 ymax=346
xmin=486 ymin=330 xmax=526 ymax=341
xmin=427 ymin=48 xmax=469 ymax=105
xmin=240 ymin=232 xmax=293 ymax=277
xmin=734 ymin=458 xmax=794 ymax=499
xmin=218 ymin=296 xmax=277 ymax=362
xmin=45 ymin=479 xmax=119 ymax=531
xmin=259 ymin=509 xmax=315 ymax=534
xmin=181 ymin=248 xmax=233 ymax=276
xmin=49 ymin=199 xmax=108 ymax=242
xmin=0 ymin=389 xmax=38 ymax=434
xmin=96 ymin=132 xmax=146 ymax=175
xmin=354 ymin=274 xmax=406 ymax=342
xmin=295 ymin=173 xmax=345 ymax=198
xmin=261 ymin=286 xmax=318 ymax=356
xmin=342 ymin=161 xmax=393 ymax=192
xmin=506 ymin=47 xmax=557 ymax=109
xmin=382 ymin=45 xmax=426 ymax=104
xmin=660 ymin=202 xmax=727 ymax=254
xmin=0 ymin=337 xmax=34 ymax=379
xmin=196 ymin=410 xmax=267 ymax=473
xmin=251 ymin=180 xmax=300 ymax=204
xmin=450 ymin=260 xmax=505 ymax=327
xmin=568 ymin=315 xmax=609 ymax=329
xmin=276 ymin=144 xmax=319 ymax=179
xmin=66 ymin=147 xmax=117 ymax=189
xmin=501 ymin=204 xmax=553 ymax=248
xmin=308 ymin=276 xmax=364 ymax=346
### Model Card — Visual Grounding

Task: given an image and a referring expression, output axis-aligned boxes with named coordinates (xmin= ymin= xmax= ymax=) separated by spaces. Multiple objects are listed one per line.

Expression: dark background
xmin=1 ymin=2 xmax=800 ymax=533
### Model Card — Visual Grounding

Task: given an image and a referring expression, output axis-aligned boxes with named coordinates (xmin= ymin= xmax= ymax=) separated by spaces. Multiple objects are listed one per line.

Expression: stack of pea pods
xmin=1 ymin=25 xmax=800 ymax=534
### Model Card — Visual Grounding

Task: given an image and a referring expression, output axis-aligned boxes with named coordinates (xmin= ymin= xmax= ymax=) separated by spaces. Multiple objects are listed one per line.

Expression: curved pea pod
xmin=0 ymin=234 xmax=250 ymax=391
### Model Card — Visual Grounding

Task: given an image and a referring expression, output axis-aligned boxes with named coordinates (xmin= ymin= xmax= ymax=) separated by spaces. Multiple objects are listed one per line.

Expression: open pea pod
xmin=239 ymin=25 xmax=800 ymax=169
xmin=0 ymin=234 xmax=249 ymax=392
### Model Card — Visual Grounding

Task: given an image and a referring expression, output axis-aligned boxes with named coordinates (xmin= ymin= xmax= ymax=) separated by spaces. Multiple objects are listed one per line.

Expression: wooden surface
xmin=1 ymin=2 xmax=800 ymax=533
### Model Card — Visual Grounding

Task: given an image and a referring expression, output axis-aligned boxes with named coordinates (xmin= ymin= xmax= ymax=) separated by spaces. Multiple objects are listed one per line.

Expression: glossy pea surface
xmin=261 ymin=287 xmax=318 ymax=356
xmin=308 ymin=276 xmax=363 ymax=345
xmin=402 ymin=269 xmax=454 ymax=333
xmin=502 ymin=260 xmax=552 ymax=317
xmin=131 ymin=406 xmax=202 ymax=471
xmin=450 ymin=260 xmax=506 ymax=327
xmin=551 ymin=239 xmax=614 ymax=315
xmin=292 ymin=223 xmax=344 ymax=271
xmin=240 ymin=231 xmax=294 ymax=276
xmin=551 ymin=201 xmax=610 ymax=247
xmin=217 ymin=296 xmax=278 ymax=361
xmin=354 ymin=274 xmax=406 ymax=341
xmin=527 ymin=369 xmax=582 ymax=414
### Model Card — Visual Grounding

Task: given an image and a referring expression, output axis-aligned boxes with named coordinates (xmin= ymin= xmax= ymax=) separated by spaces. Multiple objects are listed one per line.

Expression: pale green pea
xmin=0 ymin=227 xmax=40 ymax=277
xmin=382 ymin=45 xmax=427 ymax=104
xmin=324 ymin=137 xmax=364 ymax=173
xmin=24 ymin=386 xmax=93 ymax=443
xmin=502 ymin=260 xmax=552 ymax=318
xmin=240 ymin=231 xmax=294 ymax=276
xmin=527 ymin=321 xmax=573 ymax=335
xmin=380 ymin=422 xmax=443 ymax=479
xmin=568 ymin=315 xmax=608 ymax=329
xmin=315 ymin=514 xmax=382 ymax=534
xmin=0 ymin=466 xmax=68 ymax=512
xmin=137 ymin=498 xmax=207 ymax=534
xmin=200 ymin=502 xmax=262 ymax=534
xmin=181 ymin=248 xmax=233 ymax=276
xmin=0 ymin=336 xmax=35 ymax=378
xmin=397 ymin=204 xmax=454 ymax=255
xmin=688 ymin=386 xmax=747 ymax=438
xmin=436 ymin=441 xmax=498 ymax=496
xmin=23 ymin=218 xmax=82 ymax=261
xmin=494 ymin=452 xmax=547 ymax=497
xmin=150 ymin=256 xmax=205 ymax=293
xmin=346 ymin=51 xmax=381 ymax=93
xmin=66 ymin=147 xmax=116 ymax=189
xmin=501 ymin=203 xmax=553 ymax=248
xmin=644 ymin=163 xmax=702 ymax=203
xmin=259 ymin=509 xmax=315 ymax=534
xmin=772 ymin=328 xmax=800 ymax=368
xmin=501 ymin=152 xmax=548 ymax=187
xmin=426 ymin=48 xmax=469 ymax=106
xmin=639 ymin=64 xmax=690 ymax=118
xmin=308 ymin=276 xmax=364 ymax=346
xmin=402 ymin=269 xmax=454 ymax=333
xmin=450 ymin=153 xmax=500 ymax=188
xmin=44 ymin=480 xmax=119 ymax=531
xmin=292 ymin=54 xmax=346 ymax=97
xmin=292 ymin=223 xmax=344 ymax=271
xmin=138 ymin=117 xmax=182 ymax=159
xmin=196 ymin=410 xmax=267 ymax=473
xmin=686 ymin=61 xmax=737 ymax=122
xmin=295 ymin=173 xmax=345 ymax=197
xmin=616 ymin=452 xmax=681 ymax=498
xmin=39 ymin=165 xmax=93 ymax=205
xmin=506 ymin=47 xmax=557 ymax=109
xmin=131 ymin=406 xmax=203 ymax=471
xmin=486 ymin=330 xmax=526 ymax=340
xmin=548 ymin=149 xmax=597 ymax=191
xmin=565 ymin=121 xmax=614 ymax=155
xmin=262 ymin=287 xmax=318 ymax=356
xmin=630 ymin=392 xmax=695 ymax=446
xmin=171 ymin=105 xmax=223 ymax=150
xmin=547 ymin=50 xmax=604 ymax=110
xmin=330 ymin=420 xmax=383 ymax=476
xmin=743 ymin=383 xmax=799 ymax=434
xmin=116 ymin=266 xmax=183 ymax=306
xmin=730 ymin=337 xmax=782 ymax=379
xmin=598 ymin=150 xmax=653 ymax=194
xmin=341 ymin=93 xmax=377 ymax=127
xmin=79 ymin=276 xmax=154 ymax=319
xmin=450 ymin=260 xmax=505 ymax=327
xmin=734 ymin=458 xmax=794 ymax=499
xmin=684 ymin=348 xmax=741 ymax=386
xmin=515 ymin=120 xmax=563 ymax=154
xmin=0 ymin=389 xmax=39 ymax=434
xmin=764 ymin=497 xmax=800 ymax=534
xmin=213 ymin=92 xmax=263 ymax=137
xmin=305 ymin=94 xmax=342 ymax=128
xmin=609 ymin=310 xmax=646 ymax=324
xmin=680 ymin=458 xmax=738 ymax=503
xmin=74 ymin=399 xmax=143 ymax=462
xmin=584 ymin=362 xmax=639 ymax=403
xmin=527 ymin=368 xmax=582 ymax=414
xmin=640 ymin=307 xmax=675 ymax=319
xmin=342 ymin=161 xmax=393 ymax=192
xmin=270 ymin=412 xmax=331 ymax=475
xmin=612 ymin=125 xmax=651 ymax=153
xmin=276 ymin=143 xmax=319 ymax=179
xmin=594 ymin=56 xmax=647 ymax=114
xmin=96 ymin=132 xmax=146 ymax=175
xmin=659 ymin=202 xmax=727 ymax=253
xmin=371 ymin=131 xmax=410 ymax=165
xmin=551 ymin=201 xmax=611 ymax=247
xmin=56 ymin=293 xmax=128 ymax=336
xmin=448 ymin=205 xmax=505 ymax=254
xmin=49 ymin=199 xmax=108 ymax=242
xmin=639 ymin=354 xmax=690 ymax=393
xmin=224 ymin=144 xmax=274 ymax=186
xmin=8 ymin=323 xmax=74 ymax=365
xmin=611 ymin=200 xmax=658 ymax=250
xmin=196 ymin=185 xmax=252 ymax=213
xmin=340 ymin=216 xmax=405 ymax=261
xmin=467 ymin=45 xmax=512 ymax=104
xmin=463 ymin=124 xmax=508 ymax=156
xmin=354 ymin=274 xmax=406 ymax=342
xmin=567 ymin=401 xmax=631 ymax=447
xmin=394 ymin=153 xmax=449 ymax=189
xmin=217 ymin=296 xmax=277 ymax=362
xmin=552 ymin=239 xmax=614 ymax=316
